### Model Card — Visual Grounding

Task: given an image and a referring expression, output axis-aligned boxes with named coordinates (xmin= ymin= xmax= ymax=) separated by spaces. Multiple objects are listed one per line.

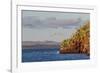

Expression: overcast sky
xmin=22 ymin=10 xmax=90 ymax=42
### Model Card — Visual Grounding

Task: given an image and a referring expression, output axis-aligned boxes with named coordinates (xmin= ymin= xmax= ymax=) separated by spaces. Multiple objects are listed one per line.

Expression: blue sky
xmin=22 ymin=10 xmax=90 ymax=42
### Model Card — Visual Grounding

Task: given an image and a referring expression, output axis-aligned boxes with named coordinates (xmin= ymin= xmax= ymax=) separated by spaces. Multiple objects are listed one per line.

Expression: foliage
xmin=60 ymin=21 xmax=90 ymax=55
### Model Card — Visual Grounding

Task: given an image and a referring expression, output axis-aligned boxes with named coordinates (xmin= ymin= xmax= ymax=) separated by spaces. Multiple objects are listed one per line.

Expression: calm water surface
xmin=22 ymin=48 xmax=89 ymax=62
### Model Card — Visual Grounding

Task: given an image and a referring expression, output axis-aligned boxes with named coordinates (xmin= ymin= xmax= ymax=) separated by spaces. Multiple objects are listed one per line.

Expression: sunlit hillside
xmin=60 ymin=21 xmax=90 ymax=56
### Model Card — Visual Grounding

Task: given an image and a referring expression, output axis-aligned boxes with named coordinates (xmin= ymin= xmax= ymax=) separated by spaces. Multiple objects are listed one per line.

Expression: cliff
xmin=60 ymin=21 xmax=90 ymax=56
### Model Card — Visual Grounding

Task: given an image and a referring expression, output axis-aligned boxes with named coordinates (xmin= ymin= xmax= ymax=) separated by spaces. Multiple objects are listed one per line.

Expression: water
xmin=22 ymin=48 xmax=89 ymax=62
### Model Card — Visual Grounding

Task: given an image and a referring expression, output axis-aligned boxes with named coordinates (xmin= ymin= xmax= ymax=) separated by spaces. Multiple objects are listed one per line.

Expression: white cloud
xmin=22 ymin=17 xmax=82 ymax=29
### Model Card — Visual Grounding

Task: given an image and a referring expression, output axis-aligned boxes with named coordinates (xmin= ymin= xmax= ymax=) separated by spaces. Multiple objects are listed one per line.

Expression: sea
xmin=22 ymin=48 xmax=89 ymax=62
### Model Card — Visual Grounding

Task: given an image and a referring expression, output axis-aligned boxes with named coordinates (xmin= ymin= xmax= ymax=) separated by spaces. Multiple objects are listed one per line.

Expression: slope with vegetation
xmin=60 ymin=21 xmax=90 ymax=56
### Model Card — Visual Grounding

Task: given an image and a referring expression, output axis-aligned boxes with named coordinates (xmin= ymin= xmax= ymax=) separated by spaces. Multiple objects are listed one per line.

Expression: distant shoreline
xmin=22 ymin=44 xmax=60 ymax=49
xmin=22 ymin=41 xmax=60 ymax=49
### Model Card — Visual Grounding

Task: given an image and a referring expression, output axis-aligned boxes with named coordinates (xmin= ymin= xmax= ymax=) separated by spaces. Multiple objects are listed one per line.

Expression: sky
xmin=22 ymin=10 xmax=90 ymax=42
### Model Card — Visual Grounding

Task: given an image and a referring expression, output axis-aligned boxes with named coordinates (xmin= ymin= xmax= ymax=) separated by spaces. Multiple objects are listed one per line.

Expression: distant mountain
xmin=22 ymin=41 xmax=60 ymax=49
xmin=22 ymin=41 xmax=60 ymax=45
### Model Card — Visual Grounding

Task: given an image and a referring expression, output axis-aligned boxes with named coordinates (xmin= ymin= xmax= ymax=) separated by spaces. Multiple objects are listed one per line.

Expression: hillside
xmin=60 ymin=21 xmax=90 ymax=56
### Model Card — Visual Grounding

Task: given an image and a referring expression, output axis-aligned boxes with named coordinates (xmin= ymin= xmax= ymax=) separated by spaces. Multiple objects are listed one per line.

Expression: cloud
xmin=22 ymin=16 xmax=82 ymax=29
